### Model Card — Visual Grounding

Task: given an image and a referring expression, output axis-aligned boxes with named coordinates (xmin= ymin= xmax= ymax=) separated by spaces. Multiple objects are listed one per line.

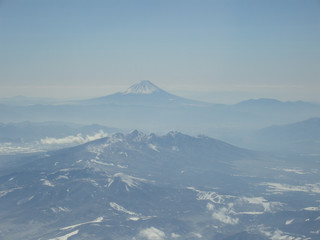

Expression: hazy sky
xmin=1 ymin=0 xmax=319 ymax=103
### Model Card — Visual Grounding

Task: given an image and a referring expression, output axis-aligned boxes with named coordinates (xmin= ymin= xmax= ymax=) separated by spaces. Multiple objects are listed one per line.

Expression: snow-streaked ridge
xmin=48 ymin=230 xmax=79 ymax=240
xmin=109 ymin=202 xmax=154 ymax=221
xmin=110 ymin=202 xmax=137 ymax=215
xmin=60 ymin=217 xmax=103 ymax=230
xmin=107 ymin=173 xmax=148 ymax=190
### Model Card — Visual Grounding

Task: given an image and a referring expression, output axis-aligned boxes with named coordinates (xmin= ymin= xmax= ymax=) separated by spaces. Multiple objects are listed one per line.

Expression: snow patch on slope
xmin=51 ymin=207 xmax=71 ymax=213
xmin=187 ymin=187 xmax=230 ymax=204
xmin=110 ymin=202 xmax=137 ymax=215
xmin=258 ymin=225 xmax=311 ymax=240
xmin=272 ymin=168 xmax=307 ymax=175
xmin=138 ymin=227 xmax=166 ymax=240
xmin=91 ymin=159 xmax=114 ymax=167
xmin=148 ymin=143 xmax=160 ymax=152
xmin=48 ymin=230 xmax=79 ymax=240
xmin=262 ymin=182 xmax=320 ymax=194
xmin=87 ymin=134 xmax=123 ymax=155
xmin=212 ymin=207 xmax=239 ymax=225
xmin=242 ymin=197 xmax=283 ymax=213
xmin=40 ymin=179 xmax=55 ymax=187
xmin=108 ymin=173 xmax=147 ymax=190
xmin=0 ymin=187 xmax=23 ymax=198
xmin=123 ymin=80 xmax=162 ymax=95
xmin=109 ymin=202 xmax=152 ymax=221
xmin=286 ymin=219 xmax=295 ymax=225
xmin=302 ymin=207 xmax=320 ymax=211
xmin=60 ymin=217 xmax=103 ymax=230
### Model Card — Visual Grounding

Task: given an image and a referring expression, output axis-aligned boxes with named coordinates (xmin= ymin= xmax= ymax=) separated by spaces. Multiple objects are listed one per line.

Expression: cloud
xmin=40 ymin=130 xmax=107 ymax=145
xmin=139 ymin=227 xmax=166 ymax=240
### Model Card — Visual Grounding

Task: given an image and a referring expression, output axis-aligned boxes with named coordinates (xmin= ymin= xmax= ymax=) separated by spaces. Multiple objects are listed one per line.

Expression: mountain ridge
xmin=251 ymin=117 xmax=320 ymax=153
xmin=1 ymin=81 xmax=320 ymax=132
xmin=0 ymin=81 xmax=317 ymax=108
xmin=1 ymin=129 xmax=319 ymax=239
xmin=77 ymin=80 xmax=209 ymax=106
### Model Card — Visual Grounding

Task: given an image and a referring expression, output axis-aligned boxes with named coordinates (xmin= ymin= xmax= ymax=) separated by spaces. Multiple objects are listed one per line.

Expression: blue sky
xmin=1 ymin=0 xmax=319 ymax=103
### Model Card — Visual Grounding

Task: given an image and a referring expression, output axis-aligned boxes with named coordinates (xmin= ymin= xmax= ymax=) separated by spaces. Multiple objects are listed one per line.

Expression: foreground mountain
xmin=0 ymin=131 xmax=319 ymax=239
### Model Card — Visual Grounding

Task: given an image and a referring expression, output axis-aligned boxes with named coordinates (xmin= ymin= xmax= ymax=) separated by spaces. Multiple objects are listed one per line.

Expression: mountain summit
xmin=79 ymin=80 xmax=208 ymax=107
xmin=123 ymin=80 xmax=164 ymax=95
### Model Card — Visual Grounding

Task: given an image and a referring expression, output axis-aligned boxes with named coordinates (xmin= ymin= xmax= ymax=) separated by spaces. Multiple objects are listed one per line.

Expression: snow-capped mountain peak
xmin=123 ymin=80 xmax=163 ymax=95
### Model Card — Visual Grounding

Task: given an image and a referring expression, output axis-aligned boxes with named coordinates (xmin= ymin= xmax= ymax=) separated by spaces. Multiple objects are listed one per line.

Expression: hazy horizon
xmin=1 ymin=0 xmax=319 ymax=104
xmin=1 ymin=83 xmax=320 ymax=104
xmin=1 ymin=80 xmax=320 ymax=105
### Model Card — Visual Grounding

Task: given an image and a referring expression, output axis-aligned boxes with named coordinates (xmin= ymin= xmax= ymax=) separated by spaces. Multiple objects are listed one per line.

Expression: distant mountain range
xmin=1 ymin=117 xmax=319 ymax=154
xmin=251 ymin=117 xmax=320 ymax=153
xmin=0 ymin=96 xmax=60 ymax=106
xmin=0 ymin=131 xmax=319 ymax=239
xmin=1 ymin=81 xmax=320 ymax=133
